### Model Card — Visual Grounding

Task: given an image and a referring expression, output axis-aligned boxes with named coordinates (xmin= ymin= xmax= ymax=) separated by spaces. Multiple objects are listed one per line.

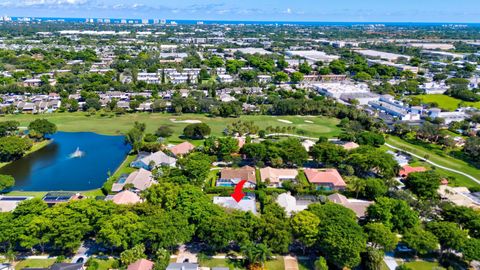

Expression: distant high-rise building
xmin=121 ymin=19 xmax=127 ymax=24
xmin=170 ymin=21 xmax=177 ymax=26
xmin=104 ymin=19 xmax=111 ymax=23
xmin=160 ymin=19 xmax=166 ymax=25
xmin=197 ymin=21 xmax=204 ymax=25
xmin=141 ymin=19 xmax=149 ymax=24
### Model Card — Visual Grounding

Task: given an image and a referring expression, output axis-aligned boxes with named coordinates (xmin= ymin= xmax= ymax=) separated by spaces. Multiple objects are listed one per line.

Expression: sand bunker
xmin=170 ymin=119 xmax=202 ymax=124
xmin=277 ymin=119 xmax=293 ymax=124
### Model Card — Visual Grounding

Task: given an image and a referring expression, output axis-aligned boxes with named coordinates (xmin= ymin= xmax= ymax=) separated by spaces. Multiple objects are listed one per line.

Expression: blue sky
xmin=1 ymin=0 xmax=480 ymax=22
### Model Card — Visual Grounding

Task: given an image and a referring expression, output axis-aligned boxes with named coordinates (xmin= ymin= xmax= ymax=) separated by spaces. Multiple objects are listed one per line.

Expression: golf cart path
xmin=385 ymin=143 xmax=480 ymax=185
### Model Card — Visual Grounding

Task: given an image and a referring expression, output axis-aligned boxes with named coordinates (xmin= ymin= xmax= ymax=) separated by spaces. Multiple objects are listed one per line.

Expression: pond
xmin=0 ymin=132 xmax=131 ymax=191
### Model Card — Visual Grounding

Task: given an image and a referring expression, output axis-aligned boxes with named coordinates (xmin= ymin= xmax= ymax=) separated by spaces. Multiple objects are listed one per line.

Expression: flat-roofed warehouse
xmin=406 ymin=43 xmax=455 ymax=50
xmin=285 ymin=50 xmax=340 ymax=63
xmin=313 ymin=82 xmax=371 ymax=99
xmin=354 ymin=49 xmax=411 ymax=62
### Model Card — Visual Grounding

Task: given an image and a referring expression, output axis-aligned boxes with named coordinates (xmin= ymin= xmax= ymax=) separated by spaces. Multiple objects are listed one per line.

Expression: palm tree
xmin=252 ymin=244 xmax=271 ymax=268
xmin=241 ymin=242 xmax=272 ymax=269
xmin=347 ymin=176 xmax=366 ymax=199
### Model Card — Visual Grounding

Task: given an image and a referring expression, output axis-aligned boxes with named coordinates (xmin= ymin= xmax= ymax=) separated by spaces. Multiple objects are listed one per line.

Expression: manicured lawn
xmin=198 ymin=257 xmax=246 ymax=270
xmin=89 ymin=258 xmax=118 ymax=270
xmin=111 ymin=154 xmax=137 ymax=179
xmin=265 ymin=257 xmax=285 ymax=270
xmin=386 ymin=136 xmax=480 ymax=188
xmin=0 ymin=113 xmax=341 ymax=142
xmin=100 ymin=153 xmax=138 ymax=194
xmin=402 ymin=261 xmax=445 ymax=270
xmin=5 ymin=189 xmax=104 ymax=198
xmin=15 ymin=259 xmax=56 ymax=270
xmin=82 ymin=189 xmax=105 ymax=197
xmin=4 ymin=190 xmax=48 ymax=198
xmin=414 ymin=94 xmax=480 ymax=111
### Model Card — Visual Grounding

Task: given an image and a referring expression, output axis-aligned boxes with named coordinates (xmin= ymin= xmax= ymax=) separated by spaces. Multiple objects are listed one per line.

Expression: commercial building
xmin=421 ymin=82 xmax=448 ymax=94
xmin=369 ymin=95 xmax=420 ymax=121
xmin=367 ymin=59 xmax=419 ymax=74
xmin=421 ymin=50 xmax=465 ymax=60
xmin=406 ymin=43 xmax=454 ymax=50
xmin=340 ymin=92 xmax=380 ymax=105
xmin=313 ymin=82 xmax=370 ymax=99
xmin=354 ymin=49 xmax=411 ymax=62
xmin=285 ymin=50 xmax=340 ymax=63
xmin=428 ymin=109 xmax=468 ymax=124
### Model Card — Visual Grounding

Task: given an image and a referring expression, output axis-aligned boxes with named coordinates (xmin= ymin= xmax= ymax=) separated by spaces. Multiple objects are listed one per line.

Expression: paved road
xmin=265 ymin=133 xmax=319 ymax=140
xmin=385 ymin=143 xmax=480 ymax=185
xmin=265 ymin=133 xmax=339 ymax=141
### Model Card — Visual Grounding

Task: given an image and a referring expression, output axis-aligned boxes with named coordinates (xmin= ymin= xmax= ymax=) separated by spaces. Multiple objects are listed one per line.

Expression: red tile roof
xmin=169 ymin=141 xmax=195 ymax=156
xmin=111 ymin=190 xmax=141 ymax=205
xmin=127 ymin=259 xmax=154 ymax=270
xmin=304 ymin=169 xmax=346 ymax=188
xmin=399 ymin=165 xmax=427 ymax=177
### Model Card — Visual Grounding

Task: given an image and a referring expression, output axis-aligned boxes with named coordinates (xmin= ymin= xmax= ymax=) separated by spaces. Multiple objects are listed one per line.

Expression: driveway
xmin=176 ymin=244 xmax=198 ymax=263
xmin=384 ymin=252 xmax=399 ymax=270
xmin=71 ymin=241 xmax=90 ymax=263
xmin=284 ymin=256 xmax=299 ymax=270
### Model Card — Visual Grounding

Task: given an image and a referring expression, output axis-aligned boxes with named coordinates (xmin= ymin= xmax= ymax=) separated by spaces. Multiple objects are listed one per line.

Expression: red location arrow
xmin=231 ymin=179 xmax=247 ymax=203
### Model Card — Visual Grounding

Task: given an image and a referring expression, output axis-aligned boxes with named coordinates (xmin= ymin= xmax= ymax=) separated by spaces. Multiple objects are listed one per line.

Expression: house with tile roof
xmin=109 ymin=190 xmax=142 ymax=205
xmin=399 ymin=165 xmax=427 ymax=178
xmin=217 ymin=166 xmax=256 ymax=188
xmin=127 ymin=259 xmax=154 ymax=270
xmin=111 ymin=168 xmax=155 ymax=192
xmin=339 ymin=141 xmax=360 ymax=150
xmin=169 ymin=141 xmax=196 ymax=157
xmin=327 ymin=193 xmax=373 ymax=219
xmin=259 ymin=167 xmax=298 ymax=188
xmin=304 ymin=169 xmax=347 ymax=190
xmin=131 ymin=151 xmax=177 ymax=170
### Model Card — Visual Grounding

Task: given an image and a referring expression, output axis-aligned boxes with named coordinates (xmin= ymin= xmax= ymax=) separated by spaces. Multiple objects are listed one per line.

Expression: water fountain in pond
xmin=69 ymin=147 xmax=85 ymax=158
